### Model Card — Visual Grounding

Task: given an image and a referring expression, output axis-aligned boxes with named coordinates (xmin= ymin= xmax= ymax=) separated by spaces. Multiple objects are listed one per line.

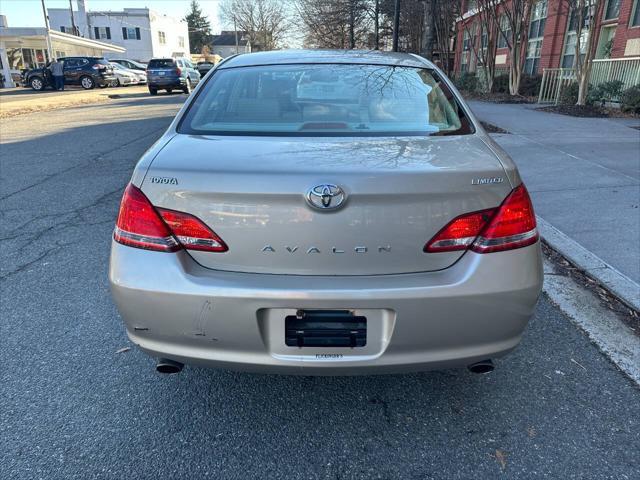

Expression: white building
xmin=47 ymin=0 xmax=190 ymax=62
xmin=0 ymin=15 xmax=125 ymax=87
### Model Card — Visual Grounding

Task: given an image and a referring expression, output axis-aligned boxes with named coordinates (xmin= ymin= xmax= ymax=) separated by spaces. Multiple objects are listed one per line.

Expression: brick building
xmin=454 ymin=0 xmax=640 ymax=76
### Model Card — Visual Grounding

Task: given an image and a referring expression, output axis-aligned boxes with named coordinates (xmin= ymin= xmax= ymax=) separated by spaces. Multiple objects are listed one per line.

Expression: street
xmin=1 ymin=94 xmax=639 ymax=479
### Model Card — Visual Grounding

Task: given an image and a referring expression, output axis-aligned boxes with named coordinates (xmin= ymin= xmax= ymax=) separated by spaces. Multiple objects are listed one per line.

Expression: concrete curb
xmin=537 ymin=216 xmax=640 ymax=312
xmin=543 ymin=259 xmax=640 ymax=385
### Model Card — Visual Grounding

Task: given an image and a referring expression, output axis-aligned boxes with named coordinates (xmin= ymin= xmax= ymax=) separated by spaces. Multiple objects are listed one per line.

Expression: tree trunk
xmin=421 ymin=0 xmax=435 ymax=59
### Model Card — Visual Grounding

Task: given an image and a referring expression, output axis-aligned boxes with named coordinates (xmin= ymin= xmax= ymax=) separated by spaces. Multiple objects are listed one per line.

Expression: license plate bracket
xmin=285 ymin=310 xmax=366 ymax=348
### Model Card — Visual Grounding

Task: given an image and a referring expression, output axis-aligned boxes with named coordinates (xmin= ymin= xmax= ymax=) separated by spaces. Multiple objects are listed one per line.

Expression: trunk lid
xmin=141 ymin=134 xmax=512 ymax=276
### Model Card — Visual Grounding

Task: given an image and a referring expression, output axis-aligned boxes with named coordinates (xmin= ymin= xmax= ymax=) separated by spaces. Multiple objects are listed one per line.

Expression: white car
xmin=110 ymin=62 xmax=140 ymax=86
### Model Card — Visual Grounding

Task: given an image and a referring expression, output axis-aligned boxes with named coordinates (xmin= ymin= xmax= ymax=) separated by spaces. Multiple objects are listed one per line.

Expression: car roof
xmin=218 ymin=49 xmax=432 ymax=69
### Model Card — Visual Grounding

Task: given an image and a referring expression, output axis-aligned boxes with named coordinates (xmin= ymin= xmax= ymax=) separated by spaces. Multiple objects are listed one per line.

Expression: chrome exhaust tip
xmin=468 ymin=359 xmax=494 ymax=374
xmin=156 ymin=358 xmax=184 ymax=374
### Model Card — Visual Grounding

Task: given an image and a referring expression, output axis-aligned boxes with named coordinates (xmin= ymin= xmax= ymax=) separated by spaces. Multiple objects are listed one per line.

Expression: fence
xmin=538 ymin=68 xmax=576 ymax=104
xmin=538 ymin=57 xmax=640 ymax=104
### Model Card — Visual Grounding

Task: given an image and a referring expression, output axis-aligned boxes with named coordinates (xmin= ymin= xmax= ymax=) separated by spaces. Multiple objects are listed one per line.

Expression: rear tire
xmin=183 ymin=79 xmax=191 ymax=94
xmin=30 ymin=76 xmax=45 ymax=91
xmin=80 ymin=75 xmax=95 ymax=90
xmin=148 ymin=87 xmax=157 ymax=95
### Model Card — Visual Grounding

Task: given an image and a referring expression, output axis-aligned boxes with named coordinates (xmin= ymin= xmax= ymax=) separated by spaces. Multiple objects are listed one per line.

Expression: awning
xmin=0 ymin=27 xmax=125 ymax=53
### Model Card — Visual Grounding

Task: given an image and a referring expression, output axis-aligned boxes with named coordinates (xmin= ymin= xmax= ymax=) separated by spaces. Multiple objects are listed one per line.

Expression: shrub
xmin=493 ymin=74 xmax=509 ymax=94
xmin=520 ymin=74 xmax=543 ymax=97
xmin=558 ymin=82 xmax=580 ymax=105
xmin=620 ymin=84 xmax=640 ymax=113
xmin=454 ymin=72 xmax=479 ymax=93
xmin=588 ymin=80 xmax=625 ymax=105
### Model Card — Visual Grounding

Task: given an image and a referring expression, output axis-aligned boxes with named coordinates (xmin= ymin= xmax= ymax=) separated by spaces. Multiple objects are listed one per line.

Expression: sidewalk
xmin=0 ymin=85 xmax=148 ymax=118
xmin=468 ymin=101 xmax=640 ymax=304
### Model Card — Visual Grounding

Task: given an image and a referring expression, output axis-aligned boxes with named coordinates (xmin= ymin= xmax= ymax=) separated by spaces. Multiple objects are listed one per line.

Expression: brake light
xmin=175 ymin=67 xmax=182 ymax=75
xmin=424 ymin=184 xmax=538 ymax=254
xmin=471 ymin=184 xmax=538 ymax=253
xmin=92 ymin=63 xmax=106 ymax=70
xmin=113 ymin=184 xmax=227 ymax=253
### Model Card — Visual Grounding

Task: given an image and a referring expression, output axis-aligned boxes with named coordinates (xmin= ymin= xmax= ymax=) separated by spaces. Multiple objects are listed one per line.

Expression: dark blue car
xmin=146 ymin=58 xmax=200 ymax=95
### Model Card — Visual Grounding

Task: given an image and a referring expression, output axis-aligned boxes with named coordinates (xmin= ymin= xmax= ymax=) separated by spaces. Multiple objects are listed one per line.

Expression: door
xmin=63 ymin=58 xmax=79 ymax=84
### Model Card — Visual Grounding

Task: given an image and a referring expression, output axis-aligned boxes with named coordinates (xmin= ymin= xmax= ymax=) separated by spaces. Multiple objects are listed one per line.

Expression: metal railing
xmin=538 ymin=57 xmax=640 ymax=104
xmin=538 ymin=68 xmax=576 ymax=104
xmin=590 ymin=57 xmax=640 ymax=101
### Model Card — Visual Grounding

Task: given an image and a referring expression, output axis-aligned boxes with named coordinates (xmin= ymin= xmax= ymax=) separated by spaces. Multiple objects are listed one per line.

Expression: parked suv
xmin=23 ymin=57 xmax=116 ymax=91
xmin=146 ymin=58 xmax=200 ymax=95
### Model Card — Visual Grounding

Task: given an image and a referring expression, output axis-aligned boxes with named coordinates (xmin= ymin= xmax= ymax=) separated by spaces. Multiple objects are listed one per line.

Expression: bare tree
xmin=463 ymin=0 xmax=499 ymax=92
xmin=559 ymin=0 xmax=604 ymax=105
xmin=297 ymin=0 xmax=373 ymax=49
xmin=489 ymin=0 xmax=533 ymax=95
xmin=220 ymin=0 xmax=290 ymax=51
xmin=432 ymin=0 xmax=459 ymax=75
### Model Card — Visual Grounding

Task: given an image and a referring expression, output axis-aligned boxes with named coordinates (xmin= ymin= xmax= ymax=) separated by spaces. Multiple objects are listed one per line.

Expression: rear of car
xmin=109 ymin=51 xmax=542 ymax=375
xmin=81 ymin=57 xmax=116 ymax=88
xmin=146 ymin=58 xmax=199 ymax=94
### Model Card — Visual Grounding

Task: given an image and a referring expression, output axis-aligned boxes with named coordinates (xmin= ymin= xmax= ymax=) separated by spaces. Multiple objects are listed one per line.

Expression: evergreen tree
xmin=184 ymin=0 xmax=212 ymax=53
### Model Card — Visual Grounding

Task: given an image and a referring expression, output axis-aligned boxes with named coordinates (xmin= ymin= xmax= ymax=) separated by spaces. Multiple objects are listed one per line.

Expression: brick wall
xmin=453 ymin=0 xmax=640 ymax=78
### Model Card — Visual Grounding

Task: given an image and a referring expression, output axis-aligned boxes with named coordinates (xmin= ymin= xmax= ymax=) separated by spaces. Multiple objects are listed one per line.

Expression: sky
xmin=0 ymin=0 xmax=223 ymax=31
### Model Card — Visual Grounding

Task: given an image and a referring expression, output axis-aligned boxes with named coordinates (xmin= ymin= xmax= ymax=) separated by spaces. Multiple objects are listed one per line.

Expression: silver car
xmin=109 ymin=50 xmax=542 ymax=375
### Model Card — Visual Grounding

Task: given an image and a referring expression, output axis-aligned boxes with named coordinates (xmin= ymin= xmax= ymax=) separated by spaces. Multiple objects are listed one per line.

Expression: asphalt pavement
xmin=1 ymin=94 xmax=639 ymax=480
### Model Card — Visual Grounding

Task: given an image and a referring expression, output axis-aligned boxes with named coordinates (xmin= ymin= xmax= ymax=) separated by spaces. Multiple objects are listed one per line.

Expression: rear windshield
xmin=148 ymin=59 xmax=175 ymax=69
xmin=93 ymin=58 xmax=110 ymax=65
xmin=179 ymin=64 xmax=473 ymax=136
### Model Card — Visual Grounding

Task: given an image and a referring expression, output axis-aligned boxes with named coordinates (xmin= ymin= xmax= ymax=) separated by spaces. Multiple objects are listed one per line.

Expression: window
xmin=178 ymin=36 xmax=185 ymax=48
xmin=498 ymin=15 xmax=511 ymax=49
xmin=562 ymin=6 xmax=589 ymax=68
xmin=158 ymin=31 xmax=166 ymax=44
xmin=180 ymin=64 xmax=473 ymax=136
xmin=122 ymin=27 xmax=140 ymax=40
xmin=604 ymin=0 xmax=621 ymax=21
xmin=94 ymin=26 xmax=111 ymax=40
xmin=632 ymin=0 xmax=640 ymax=27
xmin=55 ymin=51 xmax=66 ymax=59
xmin=525 ymin=0 xmax=547 ymax=74
xmin=461 ymin=27 xmax=472 ymax=73
xmin=60 ymin=26 xmax=66 ymax=33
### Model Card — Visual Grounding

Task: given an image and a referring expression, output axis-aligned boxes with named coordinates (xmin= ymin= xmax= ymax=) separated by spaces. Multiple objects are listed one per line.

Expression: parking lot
xmin=1 ymin=93 xmax=639 ymax=479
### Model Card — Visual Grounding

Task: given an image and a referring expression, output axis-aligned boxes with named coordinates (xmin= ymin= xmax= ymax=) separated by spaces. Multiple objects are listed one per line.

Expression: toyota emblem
xmin=306 ymin=184 xmax=346 ymax=211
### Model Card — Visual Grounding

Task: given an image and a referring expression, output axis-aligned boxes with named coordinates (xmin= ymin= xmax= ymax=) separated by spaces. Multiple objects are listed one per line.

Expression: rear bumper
xmin=109 ymin=241 xmax=543 ymax=375
xmin=148 ymin=76 xmax=184 ymax=88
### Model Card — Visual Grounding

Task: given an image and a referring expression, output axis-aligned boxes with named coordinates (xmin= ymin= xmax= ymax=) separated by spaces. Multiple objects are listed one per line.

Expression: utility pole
xmin=68 ymin=0 xmax=78 ymax=36
xmin=234 ymin=16 xmax=239 ymax=54
xmin=40 ymin=0 xmax=54 ymax=61
xmin=374 ymin=0 xmax=379 ymax=50
xmin=392 ymin=0 xmax=401 ymax=52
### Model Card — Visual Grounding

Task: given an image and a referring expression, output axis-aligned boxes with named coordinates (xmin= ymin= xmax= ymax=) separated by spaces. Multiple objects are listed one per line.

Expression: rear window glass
xmin=179 ymin=64 xmax=473 ymax=136
xmin=93 ymin=58 xmax=110 ymax=65
xmin=148 ymin=59 xmax=176 ymax=69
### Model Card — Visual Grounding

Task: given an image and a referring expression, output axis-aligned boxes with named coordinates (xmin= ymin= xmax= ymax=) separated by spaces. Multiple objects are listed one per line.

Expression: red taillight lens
xmin=114 ymin=184 xmax=179 ymax=252
xmin=175 ymin=67 xmax=182 ymax=75
xmin=424 ymin=208 xmax=496 ymax=253
xmin=471 ymin=184 xmax=538 ymax=253
xmin=113 ymin=184 xmax=228 ymax=253
xmin=157 ymin=208 xmax=228 ymax=252
xmin=424 ymin=184 xmax=538 ymax=254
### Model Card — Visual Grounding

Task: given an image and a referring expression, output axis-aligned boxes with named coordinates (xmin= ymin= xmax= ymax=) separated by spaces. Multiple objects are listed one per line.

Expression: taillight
xmin=175 ymin=67 xmax=182 ymax=75
xmin=92 ymin=63 xmax=106 ymax=70
xmin=113 ymin=184 xmax=227 ymax=253
xmin=424 ymin=184 xmax=538 ymax=254
xmin=471 ymin=184 xmax=538 ymax=253
xmin=157 ymin=208 xmax=227 ymax=252
xmin=424 ymin=208 xmax=496 ymax=253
